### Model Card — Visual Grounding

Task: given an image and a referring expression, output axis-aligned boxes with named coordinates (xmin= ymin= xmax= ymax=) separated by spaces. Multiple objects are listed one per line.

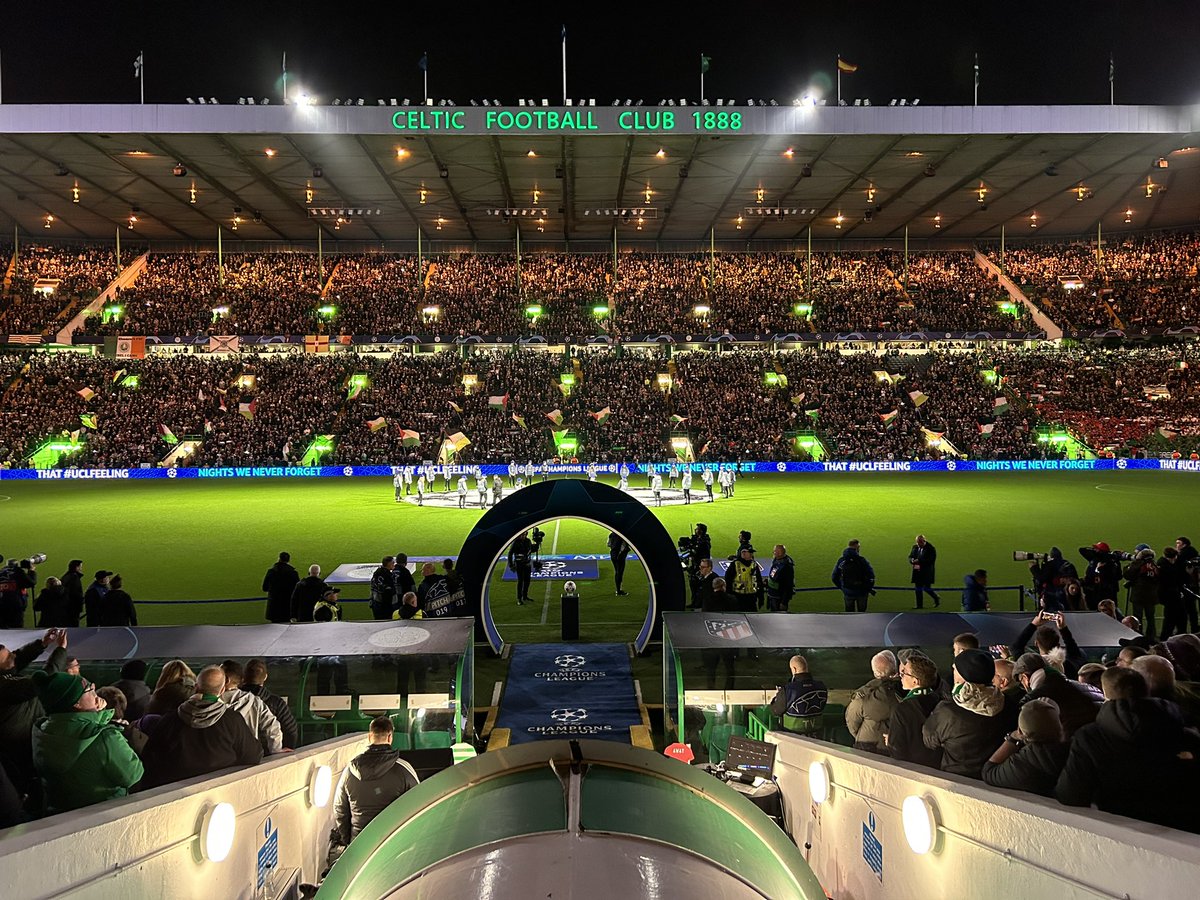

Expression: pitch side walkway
xmin=494 ymin=643 xmax=643 ymax=745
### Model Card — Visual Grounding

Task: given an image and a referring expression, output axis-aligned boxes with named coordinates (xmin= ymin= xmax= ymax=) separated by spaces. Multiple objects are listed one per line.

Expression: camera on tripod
xmin=530 ymin=528 xmax=546 ymax=549
xmin=1012 ymin=551 xmax=1048 ymax=563
xmin=6 ymin=553 xmax=47 ymax=568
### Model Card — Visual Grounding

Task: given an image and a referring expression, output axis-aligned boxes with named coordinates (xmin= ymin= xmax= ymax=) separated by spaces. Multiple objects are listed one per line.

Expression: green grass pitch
xmin=1 ymin=470 xmax=1196 ymax=638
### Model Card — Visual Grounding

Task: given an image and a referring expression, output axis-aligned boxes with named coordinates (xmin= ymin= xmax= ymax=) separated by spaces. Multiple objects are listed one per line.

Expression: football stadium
xmin=2 ymin=7 xmax=1200 ymax=898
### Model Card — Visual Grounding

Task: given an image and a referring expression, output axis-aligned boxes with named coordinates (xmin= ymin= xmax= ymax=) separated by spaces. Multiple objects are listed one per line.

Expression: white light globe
xmin=808 ymin=760 xmax=831 ymax=805
xmin=902 ymin=794 xmax=939 ymax=855
xmin=200 ymin=801 xmax=237 ymax=862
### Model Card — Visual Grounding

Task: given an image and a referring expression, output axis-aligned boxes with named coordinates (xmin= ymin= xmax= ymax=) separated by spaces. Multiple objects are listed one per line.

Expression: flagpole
xmin=423 ymin=51 xmax=428 ymax=103
xmin=317 ymin=224 xmax=323 ymax=281
xmin=217 ymin=227 xmax=223 ymax=288
xmin=282 ymin=51 xmax=287 ymax=104
xmin=561 ymin=26 xmax=567 ymax=105
xmin=700 ymin=52 xmax=704 ymax=103
xmin=139 ymin=51 xmax=144 ymax=104
xmin=974 ymin=53 xmax=979 ymax=106
xmin=1109 ymin=52 xmax=1114 ymax=105
xmin=836 ymin=53 xmax=841 ymax=106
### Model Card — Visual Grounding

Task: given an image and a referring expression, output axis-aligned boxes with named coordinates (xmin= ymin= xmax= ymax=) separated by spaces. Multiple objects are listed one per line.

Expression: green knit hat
xmin=32 ymin=671 xmax=86 ymax=714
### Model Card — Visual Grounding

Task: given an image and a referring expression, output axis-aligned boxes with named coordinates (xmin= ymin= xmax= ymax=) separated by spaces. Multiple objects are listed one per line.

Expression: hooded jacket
xmin=31 ymin=708 xmax=144 ymax=814
xmin=922 ymin=683 xmax=1016 ymax=778
xmin=845 ymin=677 xmax=902 ymax=748
xmin=333 ymin=744 xmax=420 ymax=844
xmin=1056 ymin=698 xmax=1200 ymax=832
xmin=221 ymin=688 xmax=284 ymax=754
xmin=139 ymin=695 xmax=263 ymax=789
xmin=239 ymin=682 xmax=298 ymax=749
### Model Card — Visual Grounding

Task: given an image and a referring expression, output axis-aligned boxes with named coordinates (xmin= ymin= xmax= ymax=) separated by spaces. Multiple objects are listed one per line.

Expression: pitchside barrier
xmin=2 ymin=457 xmax=1198 ymax=480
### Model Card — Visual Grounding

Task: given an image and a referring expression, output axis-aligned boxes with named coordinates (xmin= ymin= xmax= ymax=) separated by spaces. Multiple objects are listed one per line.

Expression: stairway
xmin=55 ymin=252 xmax=150 ymax=344
xmin=974 ymin=250 xmax=1063 ymax=339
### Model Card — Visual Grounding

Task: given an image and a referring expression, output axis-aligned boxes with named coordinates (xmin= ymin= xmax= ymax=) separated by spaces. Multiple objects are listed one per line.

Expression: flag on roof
xmin=590 ymin=406 xmax=612 ymax=424
xmin=908 ymin=389 xmax=929 ymax=408
xmin=238 ymin=401 xmax=256 ymax=420
xmin=400 ymin=429 xmax=421 ymax=446
xmin=76 ymin=387 xmax=96 ymax=401
xmin=367 ymin=416 xmax=387 ymax=433
xmin=158 ymin=423 xmax=178 ymax=445
xmin=700 ymin=54 xmax=711 ymax=75
xmin=994 ymin=395 xmax=1010 ymax=415
xmin=837 ymin=57 xmax=858 ymax=73
xmin=546 ymin=409 xmax=564 ymax=426
xmin=880 ymin=409 xmax=899 ymax=429
xmin=80 ymin=412 xmax=98 ymax=429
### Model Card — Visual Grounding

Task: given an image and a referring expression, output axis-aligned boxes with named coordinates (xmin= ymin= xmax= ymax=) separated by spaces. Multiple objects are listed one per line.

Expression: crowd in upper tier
xmin=991 ymin=231 xmax=1200 ymax=331
xmin=0 ymin=246 xmax=1052 ymax=337
xmin=4 ymin=346 xmax=1200 ymax=469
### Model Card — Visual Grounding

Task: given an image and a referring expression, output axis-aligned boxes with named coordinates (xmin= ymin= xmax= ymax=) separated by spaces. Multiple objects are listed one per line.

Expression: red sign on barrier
xmin=664 ymin=742 xmax=695 ymax=764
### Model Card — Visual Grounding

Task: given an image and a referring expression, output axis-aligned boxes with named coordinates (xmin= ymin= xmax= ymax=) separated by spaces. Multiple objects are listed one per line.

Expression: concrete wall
xmin=0 ymin=734 xmax=366 ymax=900
xmin=767 ymin=732 xmax=1200 ymax=900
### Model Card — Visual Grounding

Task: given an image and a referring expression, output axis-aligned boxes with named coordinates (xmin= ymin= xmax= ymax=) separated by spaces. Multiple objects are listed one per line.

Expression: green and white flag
xmin=994 ymin=395 xmax=1010 ymax=415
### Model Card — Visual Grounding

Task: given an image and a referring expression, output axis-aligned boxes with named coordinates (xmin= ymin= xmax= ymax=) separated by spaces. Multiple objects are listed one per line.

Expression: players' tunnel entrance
xmin=456 ymin=479 xmax=687 ymax=654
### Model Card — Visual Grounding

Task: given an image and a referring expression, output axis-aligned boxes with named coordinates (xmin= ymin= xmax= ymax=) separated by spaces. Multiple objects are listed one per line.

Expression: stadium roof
xmin=1 ymin=104 xmax=1198 ymax=244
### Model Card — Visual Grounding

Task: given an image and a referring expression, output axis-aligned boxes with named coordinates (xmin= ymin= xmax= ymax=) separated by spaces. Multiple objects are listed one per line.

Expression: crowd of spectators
xmin=0 ymin=640 xmax=297 ymax=826
xmin=831 ymin=619 xmax=1200 ymax=833
xmin=0 ymin=243 xmax=137 ymax=336
xmin=9 ymin=345 xmax=1200 ymax=468
xmin=995 ymin=231 xmax=1200 ymax=330
xmin=994 ymin=345 xmax=1200 ymax=453
xmin=0 ymin=247 xmax=1067 ymax=338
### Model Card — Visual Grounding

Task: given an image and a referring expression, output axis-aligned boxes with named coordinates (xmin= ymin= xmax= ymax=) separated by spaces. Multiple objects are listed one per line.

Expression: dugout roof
xmin=1 ymin=104 xmax=1198 ymax=244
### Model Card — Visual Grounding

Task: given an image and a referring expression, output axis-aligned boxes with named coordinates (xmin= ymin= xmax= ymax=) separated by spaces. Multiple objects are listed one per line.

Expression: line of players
xmin=390 ymin=460 xmax=739 ymax=507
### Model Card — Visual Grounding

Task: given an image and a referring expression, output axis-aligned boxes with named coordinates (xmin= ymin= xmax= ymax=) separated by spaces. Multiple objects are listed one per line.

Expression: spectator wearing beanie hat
xmin=982 ymin=697 xmax=1070 ymax=797
xmin=921 ymin=648 xmax=1018 ymax=778
xmin=30 ymin=672 xmax=144 ymax=814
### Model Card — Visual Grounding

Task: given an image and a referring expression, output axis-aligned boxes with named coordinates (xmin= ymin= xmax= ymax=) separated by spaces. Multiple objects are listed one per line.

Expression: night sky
xmin=3 ymin=1 xmax=1199 ymax=107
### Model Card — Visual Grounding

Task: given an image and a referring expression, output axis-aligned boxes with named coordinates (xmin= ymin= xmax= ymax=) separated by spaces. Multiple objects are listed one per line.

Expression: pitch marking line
xmin=539 ymin=519 xmax=562 ymax=625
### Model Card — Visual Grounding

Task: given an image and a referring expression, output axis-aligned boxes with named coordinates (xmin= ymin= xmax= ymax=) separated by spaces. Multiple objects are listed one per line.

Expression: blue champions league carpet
xmin=496 ymin=643 xmax=643 ymax=745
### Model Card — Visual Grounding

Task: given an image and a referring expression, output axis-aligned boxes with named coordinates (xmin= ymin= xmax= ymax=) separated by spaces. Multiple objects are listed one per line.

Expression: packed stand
xmin=995 ymin=231 xmax=1200 ymax=330
xmin=0 ymin=243 xmax=136 ymax=335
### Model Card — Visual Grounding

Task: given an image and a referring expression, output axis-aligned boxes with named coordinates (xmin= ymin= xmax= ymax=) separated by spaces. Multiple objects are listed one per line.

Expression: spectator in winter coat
xmin=31 ymin=672 xmax=144 ymax=814
xmin=145 ymin=659 xmax=197 ymax=716
xmin=845 ymin=651 xmax=903 ymax=752
xmin=887 ymin=653 xmax=944 ymax=768
xmin=291 ymin=565 xmax=330 ymax=622
xmin=32 ymin=578 xmax=70 ymax=628
xmin=1010 ymin=653 xmax=1103 ymax=739
xmin=981 ymin=697 xmax=1069 ymax=797
xmin=61 ymin=560 xmax=85 ymax=624
xmin=262 ymin=552 xmax=300 ymax=624
xmin=95 ymin=574 xmax=137 ymax=627
xmin=922 ymin=648 xmax=1018 ymax=778
xmin=961 ymin=570 xmax=990 ymax=612
xmin=111 ymin=660 xmax=152 ymax=721
xmin=239 ymin=658 xmax=299 ymax=750
xmin=1123 ymin=548 xmax=1160 ymax=642
xmin=220 ymin=660 xmax=283 ymax=754
xmin=139 ymin=665 xmax=263 ymax=789
xmin=0 ymin=629 xmax=69 ymax=797
xmin=1056 ymin=666 xmax=1200 ymax=832
xmin=832 ymin=540 xmax=875 ymax=612
xmin=328 ymin=716 xmax=420 ymax=867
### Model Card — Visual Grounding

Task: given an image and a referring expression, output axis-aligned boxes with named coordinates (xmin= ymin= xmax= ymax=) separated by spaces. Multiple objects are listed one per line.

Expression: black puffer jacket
xmin=1056 ymin=698 xmax=1200 ymax=832
xmin=0 ymin=641 xmax=67 ymax=790
xmin=922 ymin=684 xmax=1017 ymax=778
xmin=1022 ymin=668 xmax=1103 ymax=738
xmin=887 ymin=692 xmax=943 ymax=769
xmin=333 ymin=745 xmax=420 ymax=844
xmin=982 ymin=741 xmax=1070 ymax=797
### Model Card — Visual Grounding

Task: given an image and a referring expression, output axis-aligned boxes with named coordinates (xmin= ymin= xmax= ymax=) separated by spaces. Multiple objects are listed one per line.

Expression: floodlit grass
xmin=1 ymin=471 xmax=1196 ymax=634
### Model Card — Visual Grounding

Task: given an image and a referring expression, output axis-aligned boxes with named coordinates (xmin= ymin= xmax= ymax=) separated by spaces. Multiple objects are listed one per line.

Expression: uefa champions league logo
xmin=550 ymin=708 xmax=588 ymax=723
xmin=946 ymin=460 xmax=957 ymax=471
xmin=554 ymin=654 xmax=586 ymax=668
xmin=1117 ymin=458 xmax=1128 ymax=469
xmin=167 ymin=468 xmax=177 ymax=478
xmin=776 ymin=462 xmax=786 ymax=472
xmin=343 ymin=466 xmax=353 ymax=477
